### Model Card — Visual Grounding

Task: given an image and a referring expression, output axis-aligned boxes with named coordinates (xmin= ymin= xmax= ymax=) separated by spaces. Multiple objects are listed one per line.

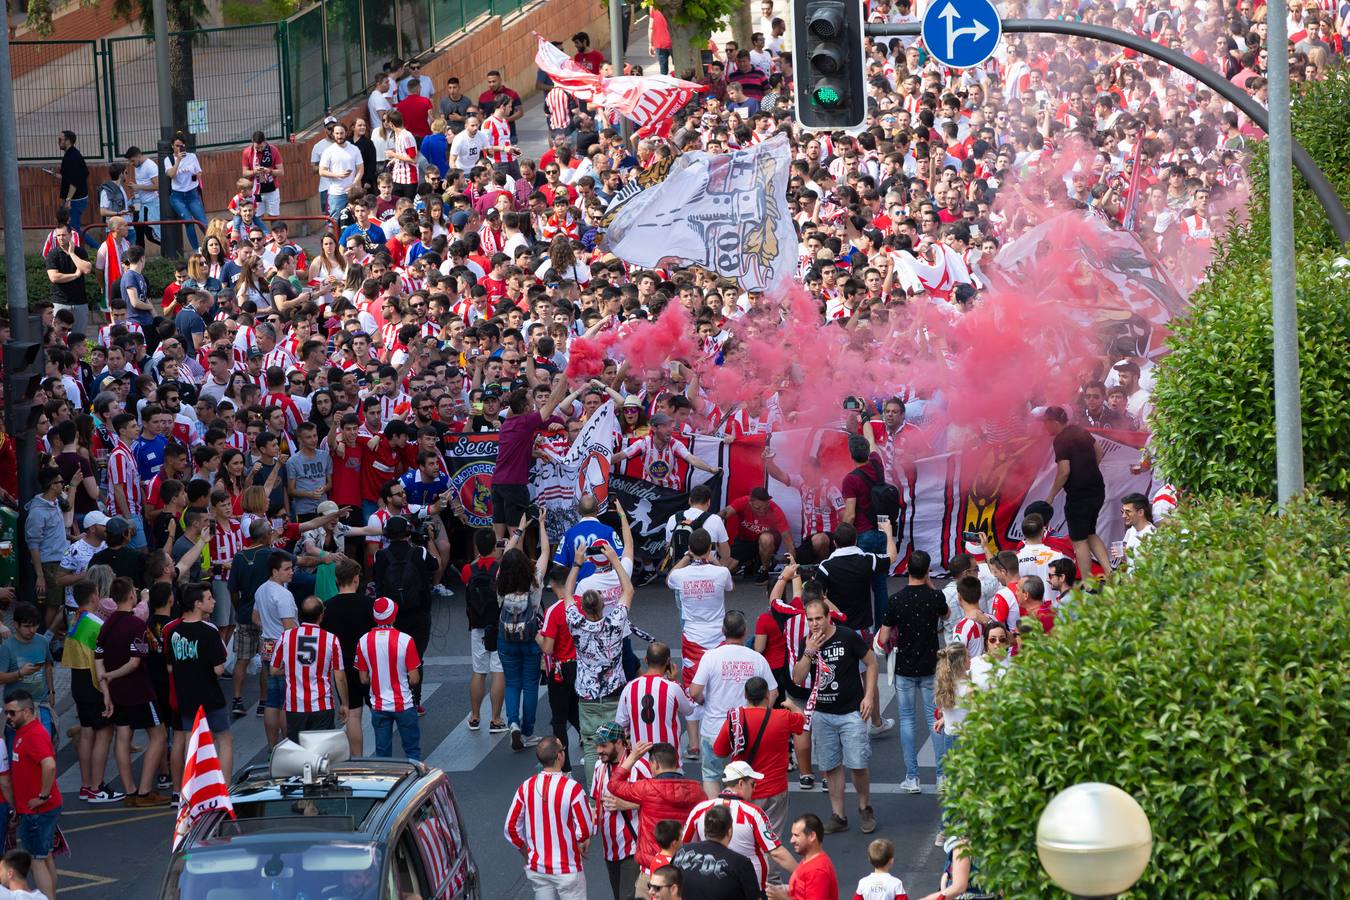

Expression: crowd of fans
xmin=0 ymin=0 xmax=1340 ymax=896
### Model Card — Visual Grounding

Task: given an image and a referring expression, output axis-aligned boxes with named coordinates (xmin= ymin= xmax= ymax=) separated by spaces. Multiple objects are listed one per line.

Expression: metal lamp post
xmin=1036 ymin=783 xmax=1153 ymax=899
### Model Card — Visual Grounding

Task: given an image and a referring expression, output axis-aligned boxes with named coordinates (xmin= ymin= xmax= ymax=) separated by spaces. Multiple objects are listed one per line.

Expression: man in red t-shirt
xmin=571 ymin=31 xmax=606 ymax=74
xmin=767 ymin=813 xmax=837 ymax=900
xmin=721 ymin=487 xmax=791 ymax=582
xmin=5 ymin=692 xmax=62 ymax=897
xmin=712 ymin=675 xmax=804 ymax=842
xmin=360 ymin=421 xmax=416 ymax=516
xmin=395 ymin=78 xmax=433 ymax=141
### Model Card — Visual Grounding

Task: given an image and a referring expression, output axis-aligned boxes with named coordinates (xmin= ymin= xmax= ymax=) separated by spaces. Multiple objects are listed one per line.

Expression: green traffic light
xmin=813 ymin=86 xmax=841 ymax=107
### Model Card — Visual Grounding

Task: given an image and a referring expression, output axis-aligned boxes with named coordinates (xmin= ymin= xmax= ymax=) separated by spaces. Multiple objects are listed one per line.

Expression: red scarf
xmin=102 ymin=234 xmax=122 ymax=307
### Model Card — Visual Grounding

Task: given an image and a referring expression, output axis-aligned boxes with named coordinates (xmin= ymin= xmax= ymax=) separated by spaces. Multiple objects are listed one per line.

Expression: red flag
xmin=101 ymin=233 xmax=122 ymax=309
xmin=173 ymin=707 xmax=235 ymax=850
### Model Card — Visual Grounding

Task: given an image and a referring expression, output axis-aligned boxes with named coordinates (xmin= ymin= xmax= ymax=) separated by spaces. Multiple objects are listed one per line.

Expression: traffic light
xmin=3 ymin=341 xmax=44 ymax=436
xmin=790 ymin=0 xmax=867 ymax=131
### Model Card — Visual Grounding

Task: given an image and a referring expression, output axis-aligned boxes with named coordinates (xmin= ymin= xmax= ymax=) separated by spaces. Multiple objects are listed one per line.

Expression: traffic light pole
xmin=0 ymin=20 xmax=41 ymax=599
xmin=864 ymin=19 xmax=1350 ymax=244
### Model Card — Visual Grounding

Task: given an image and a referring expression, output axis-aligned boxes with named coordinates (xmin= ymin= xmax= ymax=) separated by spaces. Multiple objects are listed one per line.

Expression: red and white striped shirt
xmin=953 ymin=616 xmax=984 ymax=658
xmin=722 ymin=408 xmax=778 ymax=439
xmin=618 ymin=434 xmax=694 ymax=490
xmin=354 ymin=626 xmax=420 ymax=712
xmin=106 ymin=437 xmax=144 ymax=516
xmin=798 ymin=480 xmax=845 ymax=536
xmin=990 ymin=585 xmax=1021 ymax=631
xmin=545 ymin=88 xmax=573 ymax=131
xmin=504 ymin=770 xmax=596 ymax=875
xmin=389 ymin=130 xmax=418 ymax=184
xmin=482 ymin=115 xmax=514 ymax=165
xmin=270 ymin=624 xmax=343 ymax=713
xmin=209 ymin=517 xmax=246 ymax=573
xmin=261 ymin=392 xmax=306 ymax=435
xmin=97 ymin=321 xmax=144 ymax=348
xmin=261 ymin=346 xmax=298 ymax=373
xmin=615 ymin=673 xmax=693 ymax=747
xmin=682 ymin=794 xmax=781 ymax=888
xmin=590 ymin=756 xmax=652 ymax=862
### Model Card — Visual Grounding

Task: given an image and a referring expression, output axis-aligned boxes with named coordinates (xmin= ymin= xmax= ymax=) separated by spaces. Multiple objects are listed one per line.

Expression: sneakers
xmin=156 ymin=774 xmax=173 ymax=792
xmin=80 ymin=784 xmax=125 ymax=804
xmin=416 ymin=705 xmax=427 ymax=717
xmin=489 ymin=720 xmax=509 ymax=734
xmin=753 ymin=570 xmax=770 ymax=584
xmin=899 ymin=776 xmax=922 ymax=794
xmin=126 ymin=792 xmax=171 ymax=808
xmin=797 ymin=774 xmax=815 ymax=790
xmin=432 ymin=584 xmax=455 ymax=598
xmin=254 ymin=702 xmax=265 ymax=718
xmin=510 ymin=724 xmax=524 ymax=752
xmin=934 ymin=830 xmax=946 ymax=847
xmin=823 ymin=814 xmax=849 ymax=834
xmin=523 ymin=735 xmax=541 ymax=748
xmin=685 ymin=747 xmax=699 ymax=760
xmin=231 ymin=698 xmax=246 ymax=718
xmin=467 ymin=718 xmax=481 ymax=731
xmin=860 ymin=805 xmax=877 ymax=834
xmin=868 ymin=717 xmax=895 ymax=738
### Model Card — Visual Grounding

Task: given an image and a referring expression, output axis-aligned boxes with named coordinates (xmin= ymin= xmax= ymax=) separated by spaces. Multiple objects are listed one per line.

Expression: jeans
xmin=578 ymin=695 xmax=619 ymax=785
xmin=896 ymin=674 xmax=942 ymax=780
xmin=498 ymin=638 xmax=541 ymax=735
xmin=655 ymin=48 xmax=672 ymax=75
xmin=68 ymin=197 xmax=88 ymax=238
xmin=327 ymin=191 xmax=349 ymax=219
xmin=547 ymin=661 xmax=579 ymax=772
xmin=857 ymin=529 xmax=891 ymax=628
xmin=169 ymin=188 xmax=208 ymax=250
xmin=371 ymin=708 xmax=421 ymax=761
xmin=127 ymin=513 xmax=148 ymax=551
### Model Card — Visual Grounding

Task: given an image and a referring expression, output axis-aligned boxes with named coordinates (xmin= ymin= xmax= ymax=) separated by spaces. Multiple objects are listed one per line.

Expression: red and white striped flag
xmin=101 ymin=232 xmax=122 ymax=309
xmin=173 ymin=707 xmax=235 ymax=850
xmin=534 ymin=35 xmax=602 ymax=99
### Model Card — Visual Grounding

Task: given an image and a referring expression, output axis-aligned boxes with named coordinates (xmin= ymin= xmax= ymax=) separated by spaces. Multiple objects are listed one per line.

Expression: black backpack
xmin=376 ymin=542 xmax=432 ymax=619
xmin=854 ymin=458 xmax=902 ymax=525
xmin=665 ymin=508 xmax=715 ymax=569
xmin=465 ymin=561 xmax=500 ymax=629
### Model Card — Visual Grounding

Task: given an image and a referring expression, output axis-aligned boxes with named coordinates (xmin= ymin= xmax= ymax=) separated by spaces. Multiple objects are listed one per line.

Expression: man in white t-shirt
xmin=1120 ymin=492 xmax=1155 ymax=571
xmin=318 ymin=123 xmax=364 ymax=218
xmin=689 ymin=611 xmax=776 ymax=798
xmin=664 ymin=483 xmax=731 ymax=568
xmin=1016 ymin=513 xmax=1067 ymax=587
xmin=449 ymin=115 xmax=492 ymax=171
xmin=310 ymin=117 xmax=336 ymax=214
xmin=127 ymin=146 xmax=161 ymax=242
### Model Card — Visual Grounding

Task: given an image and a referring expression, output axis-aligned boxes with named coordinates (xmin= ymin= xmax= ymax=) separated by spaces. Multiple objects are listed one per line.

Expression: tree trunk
xmin=668 ymin=19 xmax=703 ymax=80
xmin=168 ymin=33 xmax=194 ymax=137
xmin=731 ymin=3 xmax=753 ymax=47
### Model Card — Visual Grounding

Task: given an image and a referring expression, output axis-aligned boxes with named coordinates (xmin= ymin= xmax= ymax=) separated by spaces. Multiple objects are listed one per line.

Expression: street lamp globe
xmin=1036 ymin=782 xmax=1153 ymax=898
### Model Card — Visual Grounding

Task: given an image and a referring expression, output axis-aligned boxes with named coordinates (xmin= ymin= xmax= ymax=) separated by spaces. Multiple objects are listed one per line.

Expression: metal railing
xmin=11 ymin=0 xmax=533 ymax=164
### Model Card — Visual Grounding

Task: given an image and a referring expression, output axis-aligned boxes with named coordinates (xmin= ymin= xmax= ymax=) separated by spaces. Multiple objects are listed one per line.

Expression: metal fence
xmin=10 ymin=0 xmax=530 ymax=163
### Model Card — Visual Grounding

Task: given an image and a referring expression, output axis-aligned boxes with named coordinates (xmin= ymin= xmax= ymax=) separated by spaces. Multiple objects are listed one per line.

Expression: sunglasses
xmin=987 ymin=636 xmax=1009 ymax=645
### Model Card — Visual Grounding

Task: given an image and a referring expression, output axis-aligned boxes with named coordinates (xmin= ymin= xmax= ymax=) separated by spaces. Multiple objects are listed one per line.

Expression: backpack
xmin=498 ymin=591 xmax=541 ymax=644
xmin=664 ymin=508 xmax=714 ymax=569
xmin=465 ymin=561 xmax=500 ymax=629
xmin=854 ymin=458 xmax=901 ymax=525
xmin=376 ymin=542 xmax=432 ymax=618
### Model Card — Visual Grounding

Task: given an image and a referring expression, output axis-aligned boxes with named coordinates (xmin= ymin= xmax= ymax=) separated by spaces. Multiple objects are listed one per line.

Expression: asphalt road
xmin=50 ymin=574 xmax=947 ymax=898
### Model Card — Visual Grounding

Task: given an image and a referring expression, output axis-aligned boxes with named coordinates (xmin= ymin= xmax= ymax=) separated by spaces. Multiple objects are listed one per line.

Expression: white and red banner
xmin=173 ymin=706 xmax=236 ymax=849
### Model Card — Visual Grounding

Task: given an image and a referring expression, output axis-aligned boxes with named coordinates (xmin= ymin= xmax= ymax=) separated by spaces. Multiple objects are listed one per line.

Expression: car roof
xmin=230 ymin=758 xmax=427 ymax=805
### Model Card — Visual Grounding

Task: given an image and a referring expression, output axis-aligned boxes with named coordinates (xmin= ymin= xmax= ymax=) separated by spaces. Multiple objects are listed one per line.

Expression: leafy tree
xmin=943 ymin=494 xmax=1350 ymax=899
xmin=648 ymin=0 xmax=743 ymax=77
xmin=111 ymin=0 xmax=210 ymax=139
xmin=1150 ymin=68 xmax=1350 ymax=501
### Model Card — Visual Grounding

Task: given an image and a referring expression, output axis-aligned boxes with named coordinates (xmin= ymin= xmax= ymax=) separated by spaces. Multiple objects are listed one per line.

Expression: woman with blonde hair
xmin=234 ymin=255 xmax=269 ymax=311
xmin=933 ymin=643 xmax=971 ymax=746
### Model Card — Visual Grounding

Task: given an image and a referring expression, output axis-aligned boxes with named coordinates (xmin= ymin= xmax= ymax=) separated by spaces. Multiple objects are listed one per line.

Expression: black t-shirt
xmin=672 ymin=840 xmax=760 ymax=900
xmin=797 ymin=625 xmax=869 ymax=714
xmin=94 ymin=610 xmax=156 ymax=706
xmin=251 ymin=461 xmax=287 ymax=515
xmin=44 ymin=245 xmax=89 ymax=308
xmin=882 ymin=584 xmax=949 ymax=678
xmin=817 ymin=548 xmax=889 ymax=631
xmin=227 ymin=544 xmax=286 ymax=621
xmin=269 ymin=275 xmax=298 ymax=311
xmin=61 ymin=145 xmax=89 ymax=200
xmin=166 ymin=618 xmax=227 ymax=715
xmin=54 ymin=451 xmax=97 ymax=517
xmin=89 ymin=546 xmax=149 ymax=588
xmin=322 ymin=592 xmax=375 ymax=675
xmin=1053 ymin=425 xmax=1105 ymax=495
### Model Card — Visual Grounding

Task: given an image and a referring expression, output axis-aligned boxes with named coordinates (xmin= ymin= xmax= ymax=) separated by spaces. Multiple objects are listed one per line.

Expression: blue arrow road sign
xmin=921 ymin=0 xmax=1002 ymax=69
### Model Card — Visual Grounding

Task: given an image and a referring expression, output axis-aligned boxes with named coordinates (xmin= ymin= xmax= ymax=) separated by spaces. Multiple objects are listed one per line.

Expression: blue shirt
xmin=401 ymin=468 xmax=449 ymax=511
xmin=339 ymin=222 xmax=386 ymax=249
xmin=131 ymin=433 xmax=167 ymax=482
xmin=420 ymin=133 xmax=449 ymax=178
xmin=553 ymin=517 xmax=622 ymax=580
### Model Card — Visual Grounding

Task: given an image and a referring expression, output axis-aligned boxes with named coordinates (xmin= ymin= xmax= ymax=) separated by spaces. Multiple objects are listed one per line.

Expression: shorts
xmin=811 ymin=709 xmax=871 ymax=772
xmin=265 ymin=674 xmax=286 ymax=710
xmin=470 ymin=628 xmax=503 ymax=674
xmin=491 ymin=483 xmax=531 ymax=525
xmin=112 ymin=701 xmax=163 ymax=731
xmin=255 ymin=189 xmax=280 ymax=216
xmin=783 ymin=672 xmax=811 ymax=703
xmin=17 ymin=807 xmax=61 ymax=859
xmin=771 ymin=666 xmax=791 ymax=706
xmin=39 ymin=561 xmax=64 ymax=612
xmin=731 ymin=533 xmax=781 ymax=568
xmin=234 ymin=623 xmax=261 ymax=660
xmin=210 ymin=580 xmax=235 ymax=628
xmin=179 ymin=705 xmax=231 ymax=734
xmin=285 ymin=709 xmax=335 ymax=742
xmin=700 ymin=735 xmax=730 ymax=784
xmin=71 ymin=667 xmax=111 ymax=729
xmin=680 ymin=637 xmax=720 ymax=691
xmin=344 ymin=668 xmax=370 ymax=709
xmin=1064 ymin=487 xmax=1106 ymax=542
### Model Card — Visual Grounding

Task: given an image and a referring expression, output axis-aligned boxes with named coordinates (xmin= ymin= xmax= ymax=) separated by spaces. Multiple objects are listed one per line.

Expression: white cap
xmin=83 ymin=511 xmax=110 ymax=529
xmin=722 ymin=761 xmax=763 ymax=783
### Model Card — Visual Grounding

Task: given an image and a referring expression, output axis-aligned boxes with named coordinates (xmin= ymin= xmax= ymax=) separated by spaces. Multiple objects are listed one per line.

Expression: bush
xmin=1151 ymin=68 xmax=1350 ymax=501
xmin=943 ymin=494 xmax=1350 ymax=899
xmin=0 ymin=253 xmax=180 ymax=318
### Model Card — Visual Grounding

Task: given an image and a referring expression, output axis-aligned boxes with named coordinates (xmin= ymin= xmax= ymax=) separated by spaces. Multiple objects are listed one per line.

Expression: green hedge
xmin=944 ymin=494 xmax=1350 ymax=898
xmin=0 ymin=254 xmax=180 ymax=316
xmin=1151 ymin=68 xmax=1350 ymax=501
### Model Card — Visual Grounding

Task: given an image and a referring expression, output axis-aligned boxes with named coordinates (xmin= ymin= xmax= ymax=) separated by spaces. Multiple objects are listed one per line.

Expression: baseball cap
xmin=247 ymin=347 xmax=264 ymax=360
xmin=323 ymin=115 xmax=339 ymax=127
xmin=723 ymin=761 xmax=764 ymax=782
xmin=317 ymin=500 xmax=340 ymax=518
xmin=592 ymin=721 xmax=625 ymax=744
xmin=450 ymin=210 xmax=471 ymax=228
xmin=372 ymin=596 xmax=399 ymax=625
xmin=83 ymin=511 xmax=110 ymax=530
xmin=105 ymin=516 xmax=130 ymax=538
xmin=385 ymin=515 xmax=412 ymax=541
